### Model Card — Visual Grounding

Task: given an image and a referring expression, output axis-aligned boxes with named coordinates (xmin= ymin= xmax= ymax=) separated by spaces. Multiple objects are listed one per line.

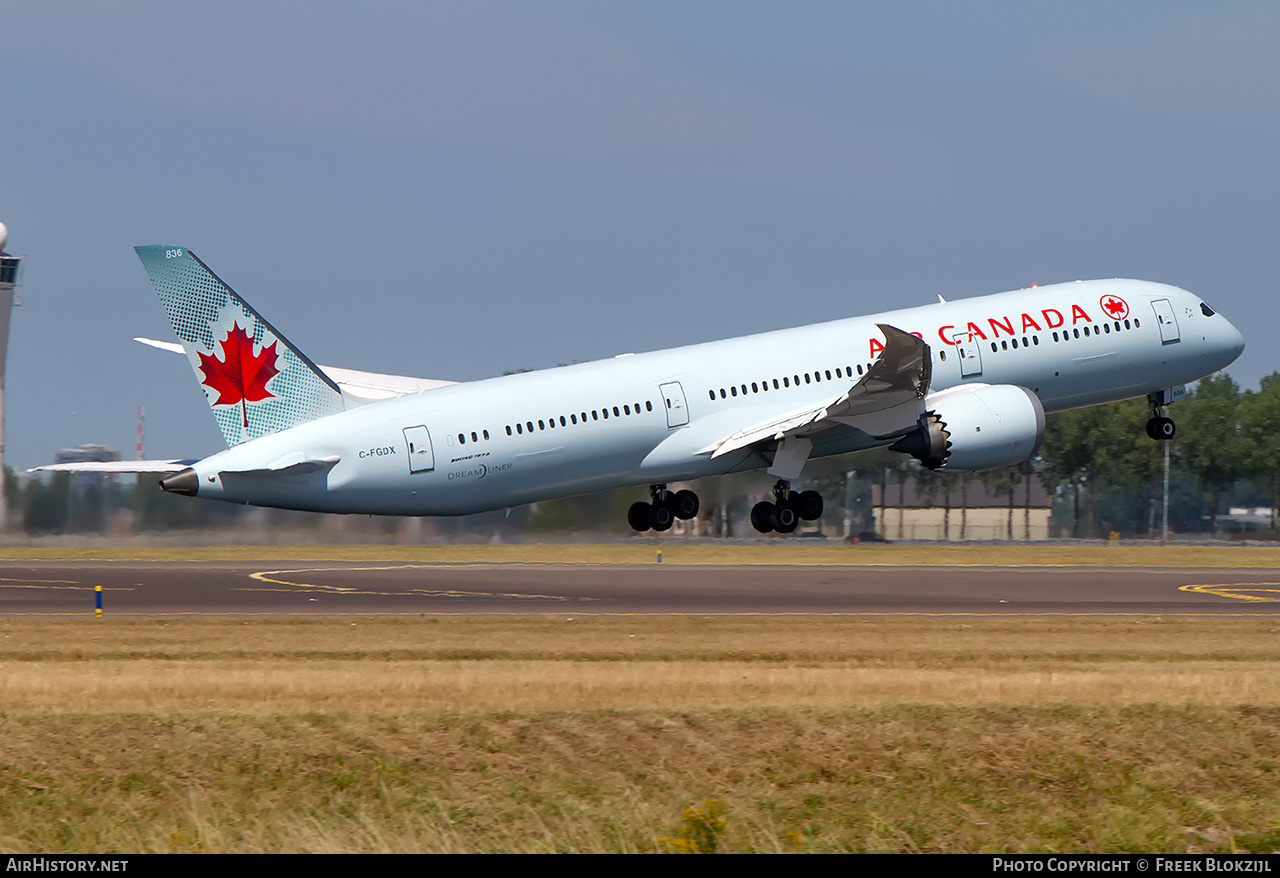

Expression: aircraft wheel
xmin=651 ymin=502 xmax=675 ymax=532
xmin=672 ymin=489 xmax=700 ymax=520
xmin=627 ymin=501 xmax=653 ymax=532
xmin=797 ymin=490 xmax=824 ymax=521
xmin=771 ymin=502 xmax=799 ymax=534
xmin=1147 ymin=417 xmax=1176 ymax=441
xmin=751 ymin=501 xmax=775 ymax=534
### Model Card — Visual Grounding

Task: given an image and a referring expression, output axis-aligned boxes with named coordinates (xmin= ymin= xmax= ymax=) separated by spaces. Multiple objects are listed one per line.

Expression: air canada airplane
xmin=37 ymin=246 xmax=1244 ymax=534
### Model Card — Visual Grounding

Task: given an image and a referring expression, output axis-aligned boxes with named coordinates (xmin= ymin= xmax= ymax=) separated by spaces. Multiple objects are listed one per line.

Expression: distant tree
xmin=1241 ymin=374 xmax=1280 ymax=530
xmin=1179 ymin=374 xmax=1247 ymax=532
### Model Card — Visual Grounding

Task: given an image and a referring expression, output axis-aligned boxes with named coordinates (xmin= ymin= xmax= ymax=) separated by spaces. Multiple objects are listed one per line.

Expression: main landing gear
xmin=628 ymin=484 xmax=700 ymax=532
xmin=750 ymin=480 xmax=823 ymax=534
xmin=1146 ymin=393 xmax=1176 ymax=441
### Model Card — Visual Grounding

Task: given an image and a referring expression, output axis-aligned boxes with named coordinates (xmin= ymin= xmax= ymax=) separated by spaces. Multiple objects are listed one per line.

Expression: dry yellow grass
xmin=3 ymin=542 xmax=1280 ymax=567
xmin=3 ymin=658 xmax=1280 ymax=714
xmin=3 ymin=615 xmax=1280 ymax=852
xmin=0 ymin=617 xmax=1277 ymax=714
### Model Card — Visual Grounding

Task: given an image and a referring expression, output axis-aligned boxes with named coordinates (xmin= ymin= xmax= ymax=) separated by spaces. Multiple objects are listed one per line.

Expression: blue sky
xmin=2 ymin=1 xmax=1277 ymax=468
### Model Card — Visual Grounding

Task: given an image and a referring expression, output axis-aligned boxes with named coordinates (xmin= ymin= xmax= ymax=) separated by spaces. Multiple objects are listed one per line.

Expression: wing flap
xmin=699 ymin=324 xmax=931 ymax=459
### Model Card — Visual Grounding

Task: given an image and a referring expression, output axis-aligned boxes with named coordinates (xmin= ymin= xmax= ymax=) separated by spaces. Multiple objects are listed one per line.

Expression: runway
xmin=1 ymin=560 xmax=1279 ymax=615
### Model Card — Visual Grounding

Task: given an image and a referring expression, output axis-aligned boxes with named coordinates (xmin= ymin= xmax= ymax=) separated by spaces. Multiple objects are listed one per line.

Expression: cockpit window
xmin=1201 ymin=302 xmax=1216 ymax=317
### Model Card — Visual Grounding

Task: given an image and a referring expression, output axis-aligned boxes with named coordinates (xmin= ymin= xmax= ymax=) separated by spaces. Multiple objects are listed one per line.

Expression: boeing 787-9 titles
xmin=37 ymin=246 xmax=1244 ymax=534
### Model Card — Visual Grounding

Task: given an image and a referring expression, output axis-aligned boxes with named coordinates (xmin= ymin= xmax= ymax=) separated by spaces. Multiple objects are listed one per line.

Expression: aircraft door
xmin=403 ymin=425 xmax=435 ymax=473
xmin=659 ymin=382 xmax=689 ymax=427
xmin=1151 ymin=299 xmax=1180 ymax=344
xmin=949 ymin=331 xmax=983 ymax=378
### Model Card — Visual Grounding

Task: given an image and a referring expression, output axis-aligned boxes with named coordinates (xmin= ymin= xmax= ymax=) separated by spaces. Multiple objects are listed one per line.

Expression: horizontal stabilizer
xmin=221 ymin=455 xmax=340 ymax=478
xmin=29 ymin=460 xmax=197 ymax=474
xmin=134 ymin=338 xmax=457 ymax=404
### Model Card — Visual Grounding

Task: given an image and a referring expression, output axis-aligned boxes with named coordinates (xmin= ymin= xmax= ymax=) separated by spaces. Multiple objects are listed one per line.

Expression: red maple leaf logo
xmin=198 ymin=324 xmax=280 ymax=428
xmin=1100 ymin=295 xmax=1129 ymax=320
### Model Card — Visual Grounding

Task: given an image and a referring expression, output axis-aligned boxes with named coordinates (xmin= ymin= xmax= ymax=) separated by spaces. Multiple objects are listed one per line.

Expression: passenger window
xmin=624 ymin=405 xmax=631 ymax=415
xmin=646 ymin=401 xmax=653 ymax=412
xmin=506 ymin=426 xmax=512 ymax=436
xmin=483 ymin=430 xmax=490 ymax=440
xmin=516 ymin=423 xmax=523 ymax=435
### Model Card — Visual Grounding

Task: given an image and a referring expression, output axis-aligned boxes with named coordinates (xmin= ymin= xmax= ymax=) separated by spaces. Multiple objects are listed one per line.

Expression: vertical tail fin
xmin=135 ymin=245 xmax=345 ymax=446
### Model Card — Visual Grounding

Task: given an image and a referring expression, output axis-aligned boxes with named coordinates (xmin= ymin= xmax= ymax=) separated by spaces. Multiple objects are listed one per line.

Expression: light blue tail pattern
xmin=135 ymin=245 xmax=345 ymax=446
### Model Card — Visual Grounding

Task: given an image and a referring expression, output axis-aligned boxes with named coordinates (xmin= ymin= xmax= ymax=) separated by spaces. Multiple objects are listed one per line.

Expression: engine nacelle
xmin=891 ymin=384 xmax=1045 ymax=471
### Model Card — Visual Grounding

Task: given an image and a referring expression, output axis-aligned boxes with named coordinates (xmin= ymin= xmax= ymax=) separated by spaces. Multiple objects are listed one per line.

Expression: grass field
xmin=1 ymin=613 xmax=1280 ymax=852
xmin=3 ymin=541 xmax=1280 ymax=567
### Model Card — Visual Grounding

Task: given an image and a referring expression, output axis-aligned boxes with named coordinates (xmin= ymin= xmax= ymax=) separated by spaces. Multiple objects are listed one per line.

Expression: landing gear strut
xmin=750 ymin=480 xmax=824 ymax=534
xmin=628 ymin=485 xmax=700 ymax=532
xmin=1146 ymin=393 xmax=1176 ymax=441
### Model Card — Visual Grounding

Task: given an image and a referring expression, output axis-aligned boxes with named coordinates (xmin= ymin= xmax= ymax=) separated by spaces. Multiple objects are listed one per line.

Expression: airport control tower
xmin=0 ymin=223 xmax=24 ymax=530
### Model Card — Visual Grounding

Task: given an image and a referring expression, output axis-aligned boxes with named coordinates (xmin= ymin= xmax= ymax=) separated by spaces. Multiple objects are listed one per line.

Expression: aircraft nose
xmin=1209 ymin=311 xmax=1245 ymax=367
xmin=1221 ymin=315 xmax=1245 ymax=360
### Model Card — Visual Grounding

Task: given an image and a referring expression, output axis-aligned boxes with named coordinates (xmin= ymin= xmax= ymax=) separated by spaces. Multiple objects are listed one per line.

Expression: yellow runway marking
xmin=1179 ymin=582 xmax=1280 ymax=602
xmin=0 ymin=577 xmax=133 ymax=592
xmin=248 ymin=566 xmax=586 ymax=601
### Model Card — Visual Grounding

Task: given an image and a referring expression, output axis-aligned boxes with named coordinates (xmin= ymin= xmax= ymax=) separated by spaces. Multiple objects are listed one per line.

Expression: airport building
xmin=872 ymin=479 xmax=1051 ymax=541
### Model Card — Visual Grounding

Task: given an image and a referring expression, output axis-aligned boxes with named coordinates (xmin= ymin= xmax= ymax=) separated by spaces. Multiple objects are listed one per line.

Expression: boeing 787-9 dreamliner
xmin=36 ymin=246 xmax=1245 ymax=534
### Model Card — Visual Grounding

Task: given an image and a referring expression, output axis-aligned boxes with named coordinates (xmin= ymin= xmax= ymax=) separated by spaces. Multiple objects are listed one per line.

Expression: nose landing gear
xmin=1146 ymin=393 xmax=1176 ymax=440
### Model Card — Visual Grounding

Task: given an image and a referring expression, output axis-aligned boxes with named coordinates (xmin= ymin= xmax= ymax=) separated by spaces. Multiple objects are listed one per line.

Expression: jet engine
xmin=890 ymin=384 xmax=1045 ymax=471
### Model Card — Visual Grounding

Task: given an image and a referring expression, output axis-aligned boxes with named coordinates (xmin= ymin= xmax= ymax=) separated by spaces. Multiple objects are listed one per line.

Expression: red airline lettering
xmin=1042 ymin=309 xmax=1064 ymax=328
xmin=1020 ymin=313 xmax=1042 ymax=332
xmin=1071 ymin=304 xmax=1092 ymax=324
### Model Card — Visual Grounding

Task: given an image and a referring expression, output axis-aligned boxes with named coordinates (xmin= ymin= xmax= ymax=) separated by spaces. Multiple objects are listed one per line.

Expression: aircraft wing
xmin=134 ymin=338 xmax=457 ymax=404
xmin=700 ymin=324 xmax=931 ymax=459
